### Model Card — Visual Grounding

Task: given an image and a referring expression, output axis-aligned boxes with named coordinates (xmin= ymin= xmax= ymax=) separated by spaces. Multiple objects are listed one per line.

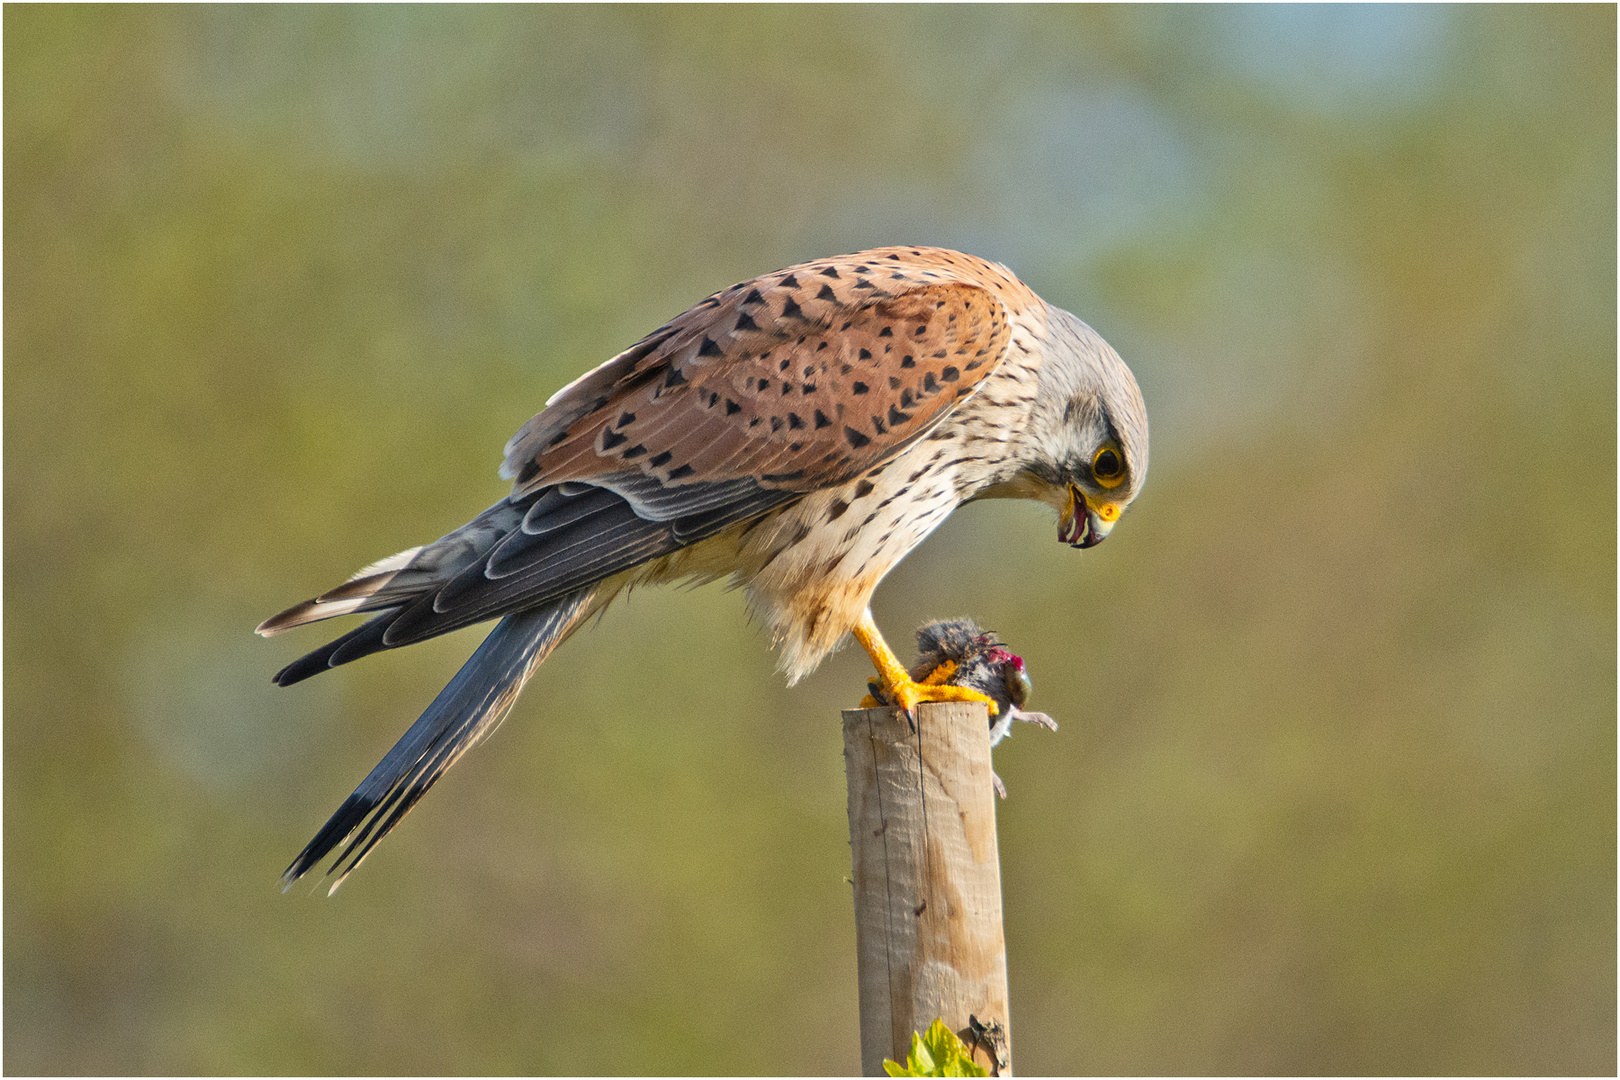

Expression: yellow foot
xmin=885 ymin=674 xmax=999 ymax=715
xmin=851 ymin=609 xmax=998 ymax=716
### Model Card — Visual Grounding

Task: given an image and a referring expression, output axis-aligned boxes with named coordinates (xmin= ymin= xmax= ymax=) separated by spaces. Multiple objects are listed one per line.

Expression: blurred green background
xmin=6 ymin=6 xmax=1613 ymax=1074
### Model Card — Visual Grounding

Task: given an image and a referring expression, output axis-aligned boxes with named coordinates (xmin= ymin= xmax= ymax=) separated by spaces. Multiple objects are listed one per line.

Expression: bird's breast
xmin=725 ymin=354 xmax=1042 ymax=683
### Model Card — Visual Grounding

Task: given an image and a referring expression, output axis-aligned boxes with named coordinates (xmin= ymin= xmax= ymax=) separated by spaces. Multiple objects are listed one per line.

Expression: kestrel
xmin=260 ymin=246 xmax=1149 ymax=890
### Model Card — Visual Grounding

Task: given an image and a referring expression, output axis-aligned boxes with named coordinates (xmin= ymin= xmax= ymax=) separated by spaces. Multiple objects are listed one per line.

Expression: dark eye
xmin=1002 ymin=664 xmax=1032 ymax=708
xmin=1092 ymin=447 xmax=1123 ymax=488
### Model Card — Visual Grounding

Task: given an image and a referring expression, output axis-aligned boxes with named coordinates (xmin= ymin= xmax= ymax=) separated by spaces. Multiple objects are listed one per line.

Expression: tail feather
xmin=282 ymin=590 xmax=595 ymax=893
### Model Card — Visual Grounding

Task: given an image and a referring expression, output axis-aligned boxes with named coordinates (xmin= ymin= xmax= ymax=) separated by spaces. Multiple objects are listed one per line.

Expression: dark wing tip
xmin=271 ymin=611 xmax=399 ymax=687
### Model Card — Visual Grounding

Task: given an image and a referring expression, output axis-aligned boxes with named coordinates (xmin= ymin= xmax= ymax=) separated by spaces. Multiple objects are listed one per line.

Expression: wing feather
xmin=502 ymin=249 xmax=1023 ymax=500
xmin=269 ymin=249 xmax=1034 ymax=688
xmin=272 ymin=611 xmax=398 ymax=687
xmin=270 ymin=247 xmax=1044 ymax=887
xmin=374 ymin=476 xmax=794 ymax=649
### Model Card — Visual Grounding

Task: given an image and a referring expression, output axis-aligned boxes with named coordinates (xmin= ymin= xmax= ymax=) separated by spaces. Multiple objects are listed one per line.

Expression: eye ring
xmin=1092 ymin=447 xmax=1125 ymax=489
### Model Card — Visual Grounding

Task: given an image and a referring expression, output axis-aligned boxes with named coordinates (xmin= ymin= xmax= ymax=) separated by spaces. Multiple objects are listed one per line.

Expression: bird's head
xmin=983 ymin=307 xmax=1150 ymax=549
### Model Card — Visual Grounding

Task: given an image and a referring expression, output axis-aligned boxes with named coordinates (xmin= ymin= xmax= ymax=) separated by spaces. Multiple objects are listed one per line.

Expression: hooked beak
xmin=1058 ymin=485 xmax=1118 ymax=549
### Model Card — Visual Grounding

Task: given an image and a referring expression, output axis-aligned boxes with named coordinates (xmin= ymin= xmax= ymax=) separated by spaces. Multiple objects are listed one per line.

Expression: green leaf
xmin=881 ymin=1019 xmax=988 ymax=1077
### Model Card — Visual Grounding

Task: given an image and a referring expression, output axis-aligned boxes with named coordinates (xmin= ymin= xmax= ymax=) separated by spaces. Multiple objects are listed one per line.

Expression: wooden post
xmin=843 ymin=702 xmax=1012 ymax=1076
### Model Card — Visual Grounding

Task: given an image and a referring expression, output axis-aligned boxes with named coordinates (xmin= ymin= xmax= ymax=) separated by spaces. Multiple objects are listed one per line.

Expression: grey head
xmin=982 ymin=304 xmax=1150 ymax=549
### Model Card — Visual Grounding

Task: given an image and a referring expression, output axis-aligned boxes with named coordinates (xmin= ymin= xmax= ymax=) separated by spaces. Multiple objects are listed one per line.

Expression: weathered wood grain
xmin=843 ymin=702 xmax=1011 ymax=1076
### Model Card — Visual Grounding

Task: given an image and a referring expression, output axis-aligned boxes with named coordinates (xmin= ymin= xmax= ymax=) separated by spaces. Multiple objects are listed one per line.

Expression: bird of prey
xmin=862 ymin=618 xmax=1058 ymax=797
xmin=259 ymin=246 xmax=1149 ymax=891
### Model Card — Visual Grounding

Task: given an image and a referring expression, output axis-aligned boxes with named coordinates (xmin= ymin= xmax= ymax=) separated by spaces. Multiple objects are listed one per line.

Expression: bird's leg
xmin=851 ymin=608 xmax=998 ymax=716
